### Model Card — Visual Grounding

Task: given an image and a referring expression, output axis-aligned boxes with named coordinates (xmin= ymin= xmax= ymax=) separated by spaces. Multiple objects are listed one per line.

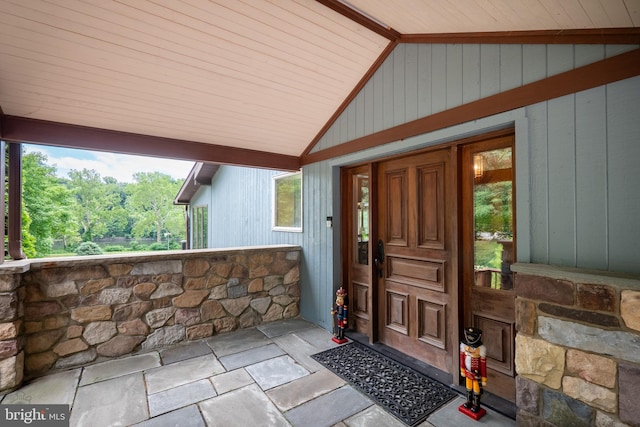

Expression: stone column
xmin=0 ymin=271 xmax=24 ymax=392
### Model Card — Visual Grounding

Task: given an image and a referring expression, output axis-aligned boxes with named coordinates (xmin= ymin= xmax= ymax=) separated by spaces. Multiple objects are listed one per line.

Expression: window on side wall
xmin=193 ymin=205 xmax=208 ymax=249
xmin=272 ymin=171 xmax=302 ymax=232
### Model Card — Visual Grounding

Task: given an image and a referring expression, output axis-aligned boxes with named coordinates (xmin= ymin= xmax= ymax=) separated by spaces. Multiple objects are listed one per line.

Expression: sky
xmin=24 ymin=144 xmax=195 ymax=183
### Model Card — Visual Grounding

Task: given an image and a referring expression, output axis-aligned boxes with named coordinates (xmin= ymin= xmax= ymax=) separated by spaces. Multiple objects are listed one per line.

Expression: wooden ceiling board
xmin=136 ymin=0 xmax=370 ymax=74
xmin=347 ymin=0 xmax=638 ymax=32
xmin=0 ymin=2 xmax=345 ymax=107
xmin=0 ymin=80 xmax=309 ymax=144
xmin=540 ymin=0 xmax=595 ymax=27
xmin=0 ymin=72 xmax=319 ymax=143
xmin=18 ymin=1 xmax=345 ymax=100
xmin=579 ymin=0 xmax=621 ymax=27
xmin=627 ymin=0 xmax=640 ymax=25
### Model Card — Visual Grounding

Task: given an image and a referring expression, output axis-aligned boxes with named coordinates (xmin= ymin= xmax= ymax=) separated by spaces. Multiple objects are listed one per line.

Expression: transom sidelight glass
xmin=355 ymin=174 xmax=369 ymax=265
xmin=473 ymin=147 xmax=514 ymax=289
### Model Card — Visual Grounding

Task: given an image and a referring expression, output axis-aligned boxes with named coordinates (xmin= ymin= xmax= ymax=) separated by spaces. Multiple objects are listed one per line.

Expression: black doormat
xmin=311 ymin=341 xmax=457 ymax=426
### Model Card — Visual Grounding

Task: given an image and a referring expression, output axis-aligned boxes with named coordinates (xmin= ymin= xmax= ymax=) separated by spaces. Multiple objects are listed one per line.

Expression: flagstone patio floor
xmin=0 ymin=318 xmax=516 ymax=427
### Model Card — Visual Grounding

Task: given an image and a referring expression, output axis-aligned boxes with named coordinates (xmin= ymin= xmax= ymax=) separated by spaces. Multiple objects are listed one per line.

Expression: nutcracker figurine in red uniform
xmin=459 ymin=327 xmax=487 ymax=420
xmin=331 ymin=287 xmax=348 ymax=344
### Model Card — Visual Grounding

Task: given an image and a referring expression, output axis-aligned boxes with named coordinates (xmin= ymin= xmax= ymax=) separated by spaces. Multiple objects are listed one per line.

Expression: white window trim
xmin=272 ymin=171 xmax=303 ymax=232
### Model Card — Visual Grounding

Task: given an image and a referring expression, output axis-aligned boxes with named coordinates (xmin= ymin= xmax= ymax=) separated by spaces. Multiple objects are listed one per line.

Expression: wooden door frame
xmin=339 ymin=127 xmax=515 ymax=380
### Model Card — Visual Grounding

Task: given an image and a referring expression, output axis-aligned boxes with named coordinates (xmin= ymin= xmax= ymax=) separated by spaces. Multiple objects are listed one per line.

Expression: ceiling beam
xmin=400 ymin=28 xmax=640 ymax=45
xmin=315 ymin=0 xmax=400 ymax=41
xmin=0 ymin=116 xmax=300 ymax=171
xmin=301 ymin=48 xmax=640 ymax=165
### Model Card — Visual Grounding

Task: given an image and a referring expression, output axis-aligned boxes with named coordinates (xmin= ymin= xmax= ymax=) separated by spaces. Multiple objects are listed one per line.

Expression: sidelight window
xmin=472 ymin=147 xmax=514 ymax=289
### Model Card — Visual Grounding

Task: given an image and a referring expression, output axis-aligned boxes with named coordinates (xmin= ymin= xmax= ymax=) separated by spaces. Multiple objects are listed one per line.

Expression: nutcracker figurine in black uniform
xmin=331 ymin=287 xmax=348 ymax=344
xmin=459 ymin=327 xmax=487 ymax=420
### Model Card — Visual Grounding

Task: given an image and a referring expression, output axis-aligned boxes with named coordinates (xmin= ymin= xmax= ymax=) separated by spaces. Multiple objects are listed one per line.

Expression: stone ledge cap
xmin=0 ymin=245 xmax=302 ymax=273
xmin=512 ymin=263 xmax=640 ymax=290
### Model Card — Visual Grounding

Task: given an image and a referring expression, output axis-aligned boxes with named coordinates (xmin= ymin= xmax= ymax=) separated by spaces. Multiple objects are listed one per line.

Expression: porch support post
xmin=8 ymin=142 xmax=26 ymax=260
xmin=0 ymin=140 xmax=4 ymax=264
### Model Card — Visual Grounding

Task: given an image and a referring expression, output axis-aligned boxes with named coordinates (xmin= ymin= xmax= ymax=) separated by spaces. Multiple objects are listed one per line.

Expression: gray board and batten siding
xmin=315 ymin=43 xmax=640 ymax=273
xmin=195 ymin=43 xmax=640 ymax=328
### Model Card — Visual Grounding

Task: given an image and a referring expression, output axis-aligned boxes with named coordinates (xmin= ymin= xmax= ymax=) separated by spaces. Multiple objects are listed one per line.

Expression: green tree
xmin=102 ymin=176 xmax=131 ymax=237
xmin=126 ymin=172 xmax=185 ymax=243
xmin=22 ymin=151 xmax=78 ymax=256
xmin=68 ymin=169 xmax=122 ymax=241
xmin=474 ymin=182 xmax=512 ymax=235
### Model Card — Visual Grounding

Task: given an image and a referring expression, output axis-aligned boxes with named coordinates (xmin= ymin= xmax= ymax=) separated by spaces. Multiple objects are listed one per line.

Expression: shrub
xmin=129 ymin=241 xmax=148 ymax=251
xmin=104 ymin=245 xmax=126 ymax=252
xmin=76 ymin=241 xmax=103 ymax=256
xmin=149 ymin=242 xmax=167 ymax=251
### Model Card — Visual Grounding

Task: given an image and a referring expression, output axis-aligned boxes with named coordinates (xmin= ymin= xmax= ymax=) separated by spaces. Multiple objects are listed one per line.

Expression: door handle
xmin=374 ymin=239 xmax=385 ymax=278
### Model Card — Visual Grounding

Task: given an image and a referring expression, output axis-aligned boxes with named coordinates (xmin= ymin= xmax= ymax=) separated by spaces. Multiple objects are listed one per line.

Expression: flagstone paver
xmin=206 ymin=326 xmax=271 ymax=357
xmin=218 ymin=342 xmax=285 ymax=370
xmin=426 ymin=398 xmax=514 ymax=427
xmin=210 ymin=368 xmax=254 ymax=394
xmin=159 ymin=340 xmax=212 ymax=365
xmin=133 ymin=405 xmax=205 ymax=427
xmin=199 ymin=383 xmax=290 ymax=427
xmin=257 ymin=317 xmax=314 ymax=338
xmin=285 ymin=385 xmax=373 ymax=427
xmin=1 ymin=369 xmax=81 ymax=406
xmin=148 ymin=378 xmax=216 ymax=417
xmin=272 ymin=333 xmax=325 ymax=372
xmin=245 ymin=355 xmax=309 ymax=390
xmin=145 ymin=353 xmax=224 ymax=394
xmin=80 ymin=352 xmax=161 ymax=386
xmin=266 ymin=368 xmax=345 ymax=411
xmin=344 ymin=405 xmax=409 ymax=427
xmin=70 ymin=372 xmax=148 ymax=427
xmin=293 ymin=326 xmax=342 ymax=351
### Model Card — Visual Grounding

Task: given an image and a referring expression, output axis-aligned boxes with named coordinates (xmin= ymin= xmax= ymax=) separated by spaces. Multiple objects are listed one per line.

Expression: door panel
xmin=417 ymin=299 xmax=446 ymax=349
xmin=387 ymin=257 xmax=444 ymax=291
xmin=385 ymin=170 xmax=408 ymax=245
xmin=474 ymin=314 xmax=514 ymax=376
xmin=386 ymin=290 xmax=409 ymax=334
xmin=378 ymin=149 xmax=454 ymax=374
xmin=417 ymin=164 xmax=445 ymax=249
xmin=353 ymin=282 xmax=370 ymax=320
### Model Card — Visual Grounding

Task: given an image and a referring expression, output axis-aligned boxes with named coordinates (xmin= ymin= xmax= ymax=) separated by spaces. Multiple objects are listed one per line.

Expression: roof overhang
xmin=174 ymin=162 xmax=221 ymax=205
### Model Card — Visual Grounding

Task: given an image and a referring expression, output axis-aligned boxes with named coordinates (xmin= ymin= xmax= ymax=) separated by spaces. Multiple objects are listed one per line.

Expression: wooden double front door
xmin=343 ymin=134 xmax=516 ymax=402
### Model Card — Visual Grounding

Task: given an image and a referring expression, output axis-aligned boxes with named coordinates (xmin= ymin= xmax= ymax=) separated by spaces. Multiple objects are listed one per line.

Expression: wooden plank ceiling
xmin=348 ymin=0 xmax=639 ymax=33
xmin=0 ymin=0 xmax=638 ymax=169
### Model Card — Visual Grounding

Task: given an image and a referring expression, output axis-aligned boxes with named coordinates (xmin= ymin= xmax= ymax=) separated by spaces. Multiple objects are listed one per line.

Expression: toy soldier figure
xmin=331 ymin=287 xmax=348 ymax=344
xmin=459 ymin=327 xmax=487 ymax=420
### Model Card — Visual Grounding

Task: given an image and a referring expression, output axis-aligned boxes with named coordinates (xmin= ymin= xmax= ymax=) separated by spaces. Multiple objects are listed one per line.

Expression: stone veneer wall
xmin=512 ymin=263 xmax=640 ymax=427
xmin=0 ymin=245 xmax=301 ymax=392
